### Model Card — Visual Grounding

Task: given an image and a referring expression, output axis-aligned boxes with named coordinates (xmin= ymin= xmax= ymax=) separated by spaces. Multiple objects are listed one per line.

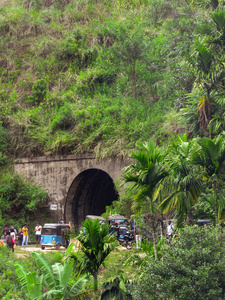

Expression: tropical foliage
xmin=122 ymin=140 xmax=167 ymax=259
xmin=0 ymin=173 xmax=48 ymax=230
xmin=15 ymin=245 xmax=88 ymax=299
xmin=118 ymin=134 xmax=225 ymax=236
xmin=131 ymin=226 xmax=225 ymax=300
xmin=70 ymin=218 xmax=118 ymax=292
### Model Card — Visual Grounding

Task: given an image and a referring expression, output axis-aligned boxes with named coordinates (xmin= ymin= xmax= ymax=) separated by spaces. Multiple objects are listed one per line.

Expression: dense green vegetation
xmin=15 ymin=246 xmax=88 ymax=299
xmin=131 ymin=225 xmax=225 ymax=299
xmin=0 ymin=0 xmax=224 ymax=162
xmin=1 ymin=1 xmax=225 ymax=299
xmin=0 ymin=173 xmax=49 ymax=237
xmin=1 ymin=0 xmax=225 ymax=223
xmin=69 ymin=218 xmax=118 ymax=292
xmin=1 ymin=225 xmax=224 ymax=299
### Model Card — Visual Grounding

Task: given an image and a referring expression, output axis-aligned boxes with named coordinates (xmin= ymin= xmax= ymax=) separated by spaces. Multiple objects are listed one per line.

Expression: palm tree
xmin=160 ymin=135 xmax=203 ymax=227
xmin=71 ymin=218 xmax=118 ymax=293
xmin=191 ymin=136 xmax=225 ymax=222
xmin=15 ymin=245 xmax=88 ymax=299
xmin=112 ymin=29 xmax=149 ymax=98
xmin=122 ymin=140 xmax=168 ymax=259
xmin=182 ymin=10 xmax=225 ymax=136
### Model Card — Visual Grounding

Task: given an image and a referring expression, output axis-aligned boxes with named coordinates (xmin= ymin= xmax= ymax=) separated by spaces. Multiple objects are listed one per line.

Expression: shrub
xmin=0 ymin=122 xmax=8 ymax=166
xmin=50 ymin=105 xmax=75 ymax=132
xmin=0 ymin=173 xmax=48 ymax=225
xmin=131 ymin=225 xmax=225 ymax=300
xmin=75 ymin=68 xmax=115 ymax=96
xmin=27 ymin=78 xmax=48 ymax=105
xmin=0 ymin=246 xmax=24 ymax=299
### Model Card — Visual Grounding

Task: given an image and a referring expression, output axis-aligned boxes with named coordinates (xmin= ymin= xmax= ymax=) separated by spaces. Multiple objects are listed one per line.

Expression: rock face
xmin=14 ymin=154 xmax=128 ymax=227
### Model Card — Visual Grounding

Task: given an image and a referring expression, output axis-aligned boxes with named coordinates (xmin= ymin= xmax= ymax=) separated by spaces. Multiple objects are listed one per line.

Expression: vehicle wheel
xmin=41 ymin=246 xmax=45 ymax=250
xmin=126 ymin=242 xmax=132 ymax=250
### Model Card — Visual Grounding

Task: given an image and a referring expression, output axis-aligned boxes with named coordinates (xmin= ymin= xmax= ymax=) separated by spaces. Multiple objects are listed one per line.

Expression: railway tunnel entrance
xmin=64 ymin=168 xmax=119 ymax=228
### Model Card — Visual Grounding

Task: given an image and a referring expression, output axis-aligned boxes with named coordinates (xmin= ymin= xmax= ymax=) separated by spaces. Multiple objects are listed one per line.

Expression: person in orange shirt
xmin=22 ymin=224 xmax=29 ymax=247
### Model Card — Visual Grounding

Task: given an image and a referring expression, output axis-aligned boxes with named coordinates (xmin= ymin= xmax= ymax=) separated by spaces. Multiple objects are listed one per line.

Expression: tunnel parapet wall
xmin=14 ymin=154 xmax=128 ymax=222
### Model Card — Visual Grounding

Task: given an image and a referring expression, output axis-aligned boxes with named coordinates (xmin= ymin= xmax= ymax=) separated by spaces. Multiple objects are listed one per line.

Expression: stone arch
xmin=64 ymin=168 xmax=119 ymax=228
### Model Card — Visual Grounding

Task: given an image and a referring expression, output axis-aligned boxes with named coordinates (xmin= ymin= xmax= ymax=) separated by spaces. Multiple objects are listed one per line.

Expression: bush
xmin=0 ymin=173 xmax=48 ymax=225
xmin=27 ymin=78 xmax=48 ymax=105
xmin=50 ymin=105 xmax=75 ymax=132
xmin=0 ymin=246 xmax=24 ymax=299
xmin=0 ymin=122 xmax=8 ymax=166
xmin=131 ymin=225 xmax=225 ymax=300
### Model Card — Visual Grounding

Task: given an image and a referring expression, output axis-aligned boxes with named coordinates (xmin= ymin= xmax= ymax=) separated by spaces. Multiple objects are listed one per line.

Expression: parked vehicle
xmin=40 ymin=223 xmax=70 ymax=250
xmin=108 ymin=214 xmax=129 ymax=236
xmin=108 ymin=214 xmax=129 ymax=226
xmin=196 ymin=219 xmax=212 ymax=226
xmin=85 ymin=215 xmax=106 ymax=224
xmin=118 ymin=230 xmax=135 ymax=249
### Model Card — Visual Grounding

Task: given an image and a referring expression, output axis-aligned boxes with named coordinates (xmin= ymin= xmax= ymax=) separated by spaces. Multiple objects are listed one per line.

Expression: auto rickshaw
xmin=108 ymin=214 xmax=129 ymax=236
xmin=85 ymin=215 xmax=106 ymax=224
xmin=40 ymin=223 xmax=70 ymax=250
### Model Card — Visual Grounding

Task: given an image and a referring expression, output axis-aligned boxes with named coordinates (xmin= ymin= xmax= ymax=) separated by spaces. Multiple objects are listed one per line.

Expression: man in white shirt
xmin=167 ymin=220 xmax=174 ymax=239
xmin=34 ymin=222 xmax=42 ymax=247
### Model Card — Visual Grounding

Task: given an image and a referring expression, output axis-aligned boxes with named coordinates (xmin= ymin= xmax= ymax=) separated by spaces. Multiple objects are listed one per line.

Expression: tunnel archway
xmin=64 ymin=169 xmax=119 ymax=228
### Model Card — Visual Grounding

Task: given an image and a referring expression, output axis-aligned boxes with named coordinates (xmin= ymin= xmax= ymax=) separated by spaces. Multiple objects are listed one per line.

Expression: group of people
xmin=1 ymin=222 xmax=42 ymax=252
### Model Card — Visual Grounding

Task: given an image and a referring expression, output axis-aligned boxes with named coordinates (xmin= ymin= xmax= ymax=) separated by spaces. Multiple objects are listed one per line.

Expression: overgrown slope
xmin=0 ymin=0 xmax=219 ymax=161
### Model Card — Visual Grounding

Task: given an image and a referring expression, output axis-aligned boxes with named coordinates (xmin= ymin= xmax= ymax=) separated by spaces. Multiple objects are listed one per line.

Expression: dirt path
xmin=14 ymin=239 xmax=81 ymax=257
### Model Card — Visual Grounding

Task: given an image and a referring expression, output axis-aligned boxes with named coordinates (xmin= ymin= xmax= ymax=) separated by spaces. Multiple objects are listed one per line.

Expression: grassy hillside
xmin=0 ymin=0 xmax=219 ymax=161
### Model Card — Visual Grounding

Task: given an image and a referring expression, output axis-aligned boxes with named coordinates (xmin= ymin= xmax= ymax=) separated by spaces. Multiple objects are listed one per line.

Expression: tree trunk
xmin=160 ymin=219 xmax=164 ymax=238
xmin=213 ymin=183 xmax=218 ymax=224
xmin=152 ymin=230 xmax=158 ymax=260
xmin=211 ymin=0 xmax=219 ymax=10
xmin=214 ymin=204 xmax=218 ymax=224
xmin=93 ymin=272 xmax=98 ymax=293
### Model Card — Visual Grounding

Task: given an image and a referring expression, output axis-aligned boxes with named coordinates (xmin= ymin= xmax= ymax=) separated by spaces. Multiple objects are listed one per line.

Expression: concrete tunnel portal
xmin=64 ymin=169 xmax=119 ymax=228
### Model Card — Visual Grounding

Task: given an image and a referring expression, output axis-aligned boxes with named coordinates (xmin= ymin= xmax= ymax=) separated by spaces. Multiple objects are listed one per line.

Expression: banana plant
xmin=15 ymin=246 xmax=88 ymax=300
xmin=14 ymin=264 xmax=43 ymax=300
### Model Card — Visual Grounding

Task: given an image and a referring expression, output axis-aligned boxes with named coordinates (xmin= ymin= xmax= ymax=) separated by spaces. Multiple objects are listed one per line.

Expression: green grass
xmin=0 ymin=0 xmax=204 ymax=160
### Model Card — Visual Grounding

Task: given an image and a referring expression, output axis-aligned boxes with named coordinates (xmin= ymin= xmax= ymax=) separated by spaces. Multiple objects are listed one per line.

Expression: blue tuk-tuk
xmin=108 ymin=214 xmax=129 ymax=237
xmin=40 ymin=223 xmax=70 ymax=250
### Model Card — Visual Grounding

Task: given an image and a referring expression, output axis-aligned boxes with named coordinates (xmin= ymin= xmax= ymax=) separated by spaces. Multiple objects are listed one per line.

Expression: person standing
xmin=34 ymin=222 xmax=42 ymax=247
xmin=17 ymin=228 xmax=23 ymax=246
xmin=2 ymin=225 xmax=9 ymax=235
xmin=113 ymin=222 xmax=120 ymax=240
xmin=10 ymin=228 xmax=16 ymax=241
xmin=6 ymin=232 xmax=14 ymax=252
xmin=10 ymin=229 xmax=16 ymax=251
xmin=166 ymin=220 xmax=174 ymax=239
xmin=11 ymin=225 xmax=17 ymax=235
xmin=22 ymin=224 xmax=29 ymax=247
xmin=1 ymin=231 xmax=7 ymax=245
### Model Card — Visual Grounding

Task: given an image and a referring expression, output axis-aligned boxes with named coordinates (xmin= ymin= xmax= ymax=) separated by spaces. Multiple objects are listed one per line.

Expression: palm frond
xmin=66 ymin=276 xmax=89 ymax=299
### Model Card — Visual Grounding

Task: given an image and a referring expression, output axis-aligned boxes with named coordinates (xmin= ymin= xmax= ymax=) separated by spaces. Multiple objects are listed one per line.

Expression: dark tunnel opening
xmin=65 ymin=169 xmax=118 ymax=228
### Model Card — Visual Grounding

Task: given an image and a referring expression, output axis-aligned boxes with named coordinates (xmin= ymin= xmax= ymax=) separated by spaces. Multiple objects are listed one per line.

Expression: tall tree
xmin=191 ymin=136 xmax=225 ymax=222
xmin=181 ymin=10 xmax=225 ymax=136
xmin=122 ymin=140 xmax=168 ymax=259
xmin=112 ymin=29 xmax=149 ymax=98
xmin=160 ymin=135 xmax=203 ymax=227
